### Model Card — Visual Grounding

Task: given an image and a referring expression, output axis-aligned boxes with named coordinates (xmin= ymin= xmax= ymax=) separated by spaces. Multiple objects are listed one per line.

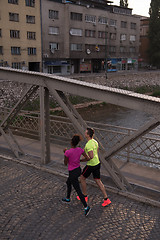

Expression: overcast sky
xmin=112 ymin=0 xmax=151 ymax=17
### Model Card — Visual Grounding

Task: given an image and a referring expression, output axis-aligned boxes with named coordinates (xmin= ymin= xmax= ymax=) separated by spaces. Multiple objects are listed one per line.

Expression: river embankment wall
xmin=72 ymin=70 xmax=160 ymax=90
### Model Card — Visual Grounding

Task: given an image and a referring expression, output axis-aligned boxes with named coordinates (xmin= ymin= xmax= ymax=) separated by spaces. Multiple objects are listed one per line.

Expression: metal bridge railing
xmin=0 ymin=108 xmax=159 ymax=169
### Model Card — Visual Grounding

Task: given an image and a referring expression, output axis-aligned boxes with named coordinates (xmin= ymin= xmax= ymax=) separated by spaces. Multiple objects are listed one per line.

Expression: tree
xmin=120 ymin=0 xmax=128 ymax=7
xmin=148 ymin=0 xmax=160 ymax=68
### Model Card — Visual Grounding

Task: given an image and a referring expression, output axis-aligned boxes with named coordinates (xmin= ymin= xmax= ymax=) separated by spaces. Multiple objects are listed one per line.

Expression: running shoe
xmin=62 ymin=197 xmax=70 ymax=203
xmin=84 ymin=206 xmax=91 ymax=216
xmin=102 ymin=198 xmax=111 ymax=207
xmin=77 ymin=195 xmax=88 ymax=202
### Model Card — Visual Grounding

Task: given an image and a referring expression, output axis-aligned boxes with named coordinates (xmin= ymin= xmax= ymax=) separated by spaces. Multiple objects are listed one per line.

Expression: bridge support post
xmin=40 ymin=87 xmax=50 ymax=164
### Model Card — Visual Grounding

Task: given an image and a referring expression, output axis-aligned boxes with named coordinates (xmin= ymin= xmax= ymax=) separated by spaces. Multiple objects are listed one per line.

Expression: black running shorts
xmin=82 ymin=163 xmax=101 ymax=179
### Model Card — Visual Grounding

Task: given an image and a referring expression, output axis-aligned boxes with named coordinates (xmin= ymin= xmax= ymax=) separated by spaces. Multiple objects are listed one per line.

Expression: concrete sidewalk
xmin=0 ymin=134 xmax=160 ymax=194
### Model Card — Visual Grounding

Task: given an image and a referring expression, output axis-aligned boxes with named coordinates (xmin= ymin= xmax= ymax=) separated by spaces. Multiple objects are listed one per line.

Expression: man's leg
xmin=94 ymin=178 xmax=107 ymax=199
xmin=80 ymin=174 xmax=87 ymax=196
xmin=94 ymin=178 xmax=111 ymax=207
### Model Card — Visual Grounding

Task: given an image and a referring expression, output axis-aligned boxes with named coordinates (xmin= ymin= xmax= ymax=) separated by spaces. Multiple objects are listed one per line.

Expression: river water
xmin=80 ymin=103 xmax=154 ymax=129
xmin=79 ymin=103 xmax=160 ymax=169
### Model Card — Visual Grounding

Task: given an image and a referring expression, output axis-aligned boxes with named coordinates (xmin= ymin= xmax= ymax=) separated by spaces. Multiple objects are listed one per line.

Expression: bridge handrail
xmin=0 ymin=107 xmax=159 ymax=168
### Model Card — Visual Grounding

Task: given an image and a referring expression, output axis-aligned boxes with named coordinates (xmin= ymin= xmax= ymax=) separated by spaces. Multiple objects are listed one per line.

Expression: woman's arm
xmin=64 ymin=155 xmax=68 ymax=165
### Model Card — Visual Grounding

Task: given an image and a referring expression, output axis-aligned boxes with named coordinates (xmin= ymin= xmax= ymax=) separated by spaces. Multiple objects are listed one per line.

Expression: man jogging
xmin=77 ymin=128 xmax=111 ymax=207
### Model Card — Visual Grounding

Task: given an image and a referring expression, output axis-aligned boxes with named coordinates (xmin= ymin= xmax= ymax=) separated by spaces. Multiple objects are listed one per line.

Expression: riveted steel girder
xmin=0 ymin=68 xmax=160 ymax=116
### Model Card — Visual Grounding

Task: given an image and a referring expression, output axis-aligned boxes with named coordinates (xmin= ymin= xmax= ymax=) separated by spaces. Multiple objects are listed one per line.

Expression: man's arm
xmin=80 ymin=152 xmax=90 ymax=162
xmin=80 ymin=151 xmax=93 ymax=162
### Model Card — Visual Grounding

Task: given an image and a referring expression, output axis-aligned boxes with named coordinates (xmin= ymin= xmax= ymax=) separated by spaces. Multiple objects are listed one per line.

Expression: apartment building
xmin=0 ymin=0 xmax=42 ymax=71
xmin=41 ymin=0 xmax=140 ymax=75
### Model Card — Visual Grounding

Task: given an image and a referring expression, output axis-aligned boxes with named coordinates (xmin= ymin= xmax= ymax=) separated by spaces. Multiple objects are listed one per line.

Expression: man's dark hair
xmin=71 ymin=134 xmax=82 ymax=147
xmin=86 ymin=128 xmax=94 ymax=138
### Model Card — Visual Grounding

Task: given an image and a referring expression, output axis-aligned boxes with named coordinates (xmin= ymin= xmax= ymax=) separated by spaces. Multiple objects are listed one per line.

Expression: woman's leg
xmin=70 ymin=167 xmax=87 ymax=208
xmin=66 ymin=177 xmax=72 ymax=199
xmin=72 ymin=178 xmax=87 ymax=208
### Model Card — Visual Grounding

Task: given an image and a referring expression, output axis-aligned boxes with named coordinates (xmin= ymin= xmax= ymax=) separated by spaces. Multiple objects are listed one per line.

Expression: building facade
xmin=0 ymin=0 xmax=140 ymax=75
xmin=41 ymin=0 xmax=140 ymax=75
xmin=0 ymin=0 xmax=42 ymax=71
xmin=139 ymin=17 xmax=149 ymax=68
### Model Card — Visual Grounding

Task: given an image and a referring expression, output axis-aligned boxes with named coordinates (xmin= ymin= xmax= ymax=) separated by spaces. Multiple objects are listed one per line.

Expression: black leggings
xmin=66 ymin=167 xmax=87 ymax=208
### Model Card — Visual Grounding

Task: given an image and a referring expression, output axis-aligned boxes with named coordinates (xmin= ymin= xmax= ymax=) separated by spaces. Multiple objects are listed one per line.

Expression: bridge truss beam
xmin=0 ymin=68 xmax=159 ymax=191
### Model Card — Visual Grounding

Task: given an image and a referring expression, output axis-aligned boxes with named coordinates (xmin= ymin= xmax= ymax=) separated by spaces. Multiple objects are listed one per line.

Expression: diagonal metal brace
xmin=0 ymin=85 xmax=39 ymax=157
xmin=1 ymin=85 xmax=39 ymax=131
xmin=103 ymin=118 xmax=160 ymax=160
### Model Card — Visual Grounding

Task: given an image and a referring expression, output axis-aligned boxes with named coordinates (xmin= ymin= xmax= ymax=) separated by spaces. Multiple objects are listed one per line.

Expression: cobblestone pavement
xmin=0 ymin=158 xmax=160 ymax=240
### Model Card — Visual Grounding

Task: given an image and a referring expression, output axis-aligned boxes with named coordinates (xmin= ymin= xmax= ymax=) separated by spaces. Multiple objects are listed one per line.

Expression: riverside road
xmin=0 ymin=157 xmax=160 ymax=240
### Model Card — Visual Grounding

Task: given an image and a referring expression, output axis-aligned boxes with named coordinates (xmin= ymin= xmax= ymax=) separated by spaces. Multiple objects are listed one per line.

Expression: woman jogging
xmin=62 ymin=134 xmax=91 ymax=216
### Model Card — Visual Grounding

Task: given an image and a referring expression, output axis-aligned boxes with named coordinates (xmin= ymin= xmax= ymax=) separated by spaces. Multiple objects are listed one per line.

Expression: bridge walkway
xmin=0 ymin=134 xmax=159 ymax=206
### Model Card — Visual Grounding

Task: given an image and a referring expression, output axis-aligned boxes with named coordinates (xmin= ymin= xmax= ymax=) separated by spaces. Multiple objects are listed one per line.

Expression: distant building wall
xmin=0 ymin=0 xmax=42 ymax=71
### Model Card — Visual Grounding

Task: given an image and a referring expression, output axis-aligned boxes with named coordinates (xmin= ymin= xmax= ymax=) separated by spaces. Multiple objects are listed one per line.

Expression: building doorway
xmin=29 ymin=62 xmax=40 ymax=72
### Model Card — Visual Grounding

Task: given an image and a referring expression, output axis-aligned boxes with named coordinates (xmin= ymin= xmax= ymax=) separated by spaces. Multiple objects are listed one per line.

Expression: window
xmin=85 ymin=30 xmax=96 ymax=38
xmin=109 ymin=19 xmax=117 ymax=27
xmin=113 ymin=6 xmax=132 ymax=15
xmin=26 ymin=15 xmax=35 ymax=24
xmin=9 ymin=13 xmax=19 ymax=22
xmin=121 ymin=21 xmax=127 ymax=28
xmin=48 ymin=66 xmax=61 ymax=74
xmin=98 ymin=31 xmax=106 ymax=39
xmin=70 ymin=12 xmax=82 ymax=21
xmin=25 ymin=0 xmax=35 ymax=7
xmin=0 ymin=46 xmax=3 ymax=55
xmin=49 ymin=27 xmax=59 ymax=35
xmin=98 ymin=16 xmax=107 ymax=24
xmin=129 ymin=47 xmax=136 ymax=53
xmin=85 ymin=15 xmax=96 ymax=23
xmin=70 ymin=28 xmax=82 ymax=36
xmin=10 ymin=30 xmax=20 ymax=38
xmin=110 ymin=33 xmax=116 ymax=40
xmin=8 ymin=0 xmax=18 ymax=4
xmin=131 ymin=22 xmax=136 ymax=29
xmin=12 ymin=62 xmax=21 ymax=69
xmin=120 ymin=34 xmax=127 ymax=41
xmin=28 ymin=47 xmax=36 ymax=55
xmin=11 ymin=47 xmax=21 ymax=55
xmin=120 ymin=46 xmax=126 ymax=53
xmin=109 ymin=46 xmax=116 ymax=53
xmin=0 ymin=29 xmax=1 ymax=37
xmin=130 ymin=35 xmax=136 ymax=41
xmin=49 ymin=10 xmax=59 ymax=19
xmin=70 ymin=44 xmax=82 ymax=51
xmin=49 ymin=43 xmax=59 ymax=53
xmin=27 ymin=31 xmax=36 ymax=39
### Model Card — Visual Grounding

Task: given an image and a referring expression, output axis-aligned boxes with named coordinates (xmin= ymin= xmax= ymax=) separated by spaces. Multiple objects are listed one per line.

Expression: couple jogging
xmin=62 ymin=127 xmax=111 ymax=216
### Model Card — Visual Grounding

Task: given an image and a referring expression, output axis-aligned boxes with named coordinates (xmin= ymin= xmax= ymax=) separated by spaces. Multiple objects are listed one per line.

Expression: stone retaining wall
xmin=73 ymin=70 xmax=160 ymax=90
